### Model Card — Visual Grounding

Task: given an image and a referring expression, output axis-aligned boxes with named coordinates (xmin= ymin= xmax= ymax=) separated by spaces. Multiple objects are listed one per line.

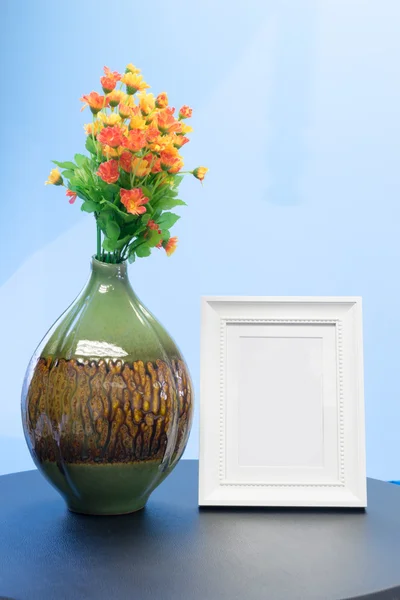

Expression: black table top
xmin=1 ymin=460 xmax=400 ymax=600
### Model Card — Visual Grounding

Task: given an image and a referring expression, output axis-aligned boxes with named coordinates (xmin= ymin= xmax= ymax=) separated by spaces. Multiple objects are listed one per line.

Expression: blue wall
xmin=1 ymin=0 xmax=400 ymax=479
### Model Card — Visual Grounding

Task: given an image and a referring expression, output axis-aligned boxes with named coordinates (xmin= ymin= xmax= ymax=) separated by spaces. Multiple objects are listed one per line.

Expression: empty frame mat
xmin=199 ymin=297 xmax=366 ymax=507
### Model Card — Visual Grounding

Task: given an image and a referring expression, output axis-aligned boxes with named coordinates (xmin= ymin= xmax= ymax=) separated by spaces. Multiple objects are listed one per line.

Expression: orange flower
xmin=119 ymin=102 xmax=133 ymax=119
xmin=123 ymin=129 xmax=147 ymax=152
xmin=193 ymin=166 xmax=208 ymax=182
xmin=104 ymin=66 xmax=121 ymax=81
xmin=80 ymin=91 xmax=107 ymax=114
xmin=156 ymin=108 xmax=182 ymax=134
xmin=119 ymin=151 xmax=133 ymax=173
xmin=97 ymin=160 xmax=119 ymax=184
xmin=108 ymin=89 xmax=125 ymax=107
xmin=131 ymin=156 xmax=151 ymax=178
xmin=179 ymin=105 xmax=193 ymax=119
xmin=143 ymin=153 xmax=162 ymax=173
xmin=45 ymin=168 xmax=63 ymax=186
xmin=100 ymin=76 xmax=117 ymax=94
xmin=160 ymin=147 xmax=184 ymax=173
xmin=156 ymin=92 xmax=168 ymax=109
xmin=145 ymin=127 xmax=160 ymax=143
xmin=66 ymin=189 xmax=77 ymax=204
xmin=120 ymin=188 xmax=149 ymax=215
xmin=97 ymin=126 xmax=126 ymax=148
xmin=173 ymin=135 xmax=189 ymax=149
xmin=178 ymin=122 xmax=193 ymax=135
xmin=164 ymin=236 xmax=178 ymax=256
xmin=121 ymin=72 xmax=150 ymax=94
xmin=138 ymin=92 xmax=155 ymax=116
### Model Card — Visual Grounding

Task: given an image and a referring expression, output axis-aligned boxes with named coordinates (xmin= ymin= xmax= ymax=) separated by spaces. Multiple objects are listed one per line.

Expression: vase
xmin=21 ymin=257 xmax=193 ymax=515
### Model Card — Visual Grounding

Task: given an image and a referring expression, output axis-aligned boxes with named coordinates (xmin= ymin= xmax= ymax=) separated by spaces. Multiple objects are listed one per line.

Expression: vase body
xmin=21 ymin=258 xmax=193 ymax=515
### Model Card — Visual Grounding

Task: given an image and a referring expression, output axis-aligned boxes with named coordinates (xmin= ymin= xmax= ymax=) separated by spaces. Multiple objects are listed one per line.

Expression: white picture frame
xmin=199 ymin=297 xmax=366 ymax=508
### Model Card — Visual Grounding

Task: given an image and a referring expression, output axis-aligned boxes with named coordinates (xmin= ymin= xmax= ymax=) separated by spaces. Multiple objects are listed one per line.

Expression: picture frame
xmin=199 ymin=297 xmax=366 ymax=508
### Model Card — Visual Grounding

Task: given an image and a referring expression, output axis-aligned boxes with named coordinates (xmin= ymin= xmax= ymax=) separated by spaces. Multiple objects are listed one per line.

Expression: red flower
xmin=103 ymin=66 xmax=121 ymax=81
xmin=148 ymin=219 xmax=161 ymax=234
xmin=120 ymin=188 xmax=149 ymax=215
xmin=97 ymin=160 xmax=119 ymax=184
xmin=173 ymin=136 xmax=189 ymax=149
xmin=123 ymin=129 xmax=147 ymax=152
xmin=156 ymin=108 xmax=182 ymax=134
xmin=97 ymin=126 xmax=126 ymax=148
xmin=66 ymin=189 xmax=77 ymax=204
xmin=119 ymin=151 xmax=133 ymax=173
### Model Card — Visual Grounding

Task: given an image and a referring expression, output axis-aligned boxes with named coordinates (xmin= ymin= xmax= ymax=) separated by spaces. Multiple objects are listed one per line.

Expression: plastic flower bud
xmin=45 ymin=168 xmax=63 ymax=186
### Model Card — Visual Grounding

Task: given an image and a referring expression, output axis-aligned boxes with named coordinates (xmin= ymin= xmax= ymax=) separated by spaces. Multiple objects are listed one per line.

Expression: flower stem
xmin=96 ymin=216 xmax=101 ymax=260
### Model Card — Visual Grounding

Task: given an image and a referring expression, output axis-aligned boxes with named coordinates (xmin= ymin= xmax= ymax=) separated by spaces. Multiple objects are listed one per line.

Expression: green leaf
xmin=141 ymin=214 xmax=151 ymax=225
xmin=136 ymin=244 xmax=152 ymax=258
xmin=157 ymin=198 xmax=187 ymax=210
xmin=52 ymin=160 xmax=76 ymax=170
xmin=61 ymin=169 xmax=75 ymax=179
xmin=81 ymin=201 xmax=98 ymax=213
xmin=101 ymin=184 xmax=119 ymax=202
xmin=85 ymin=136 xmax=97 ymax=155
xmin=158 ymin=212 xmax=180 ymax=229
xmin=103 ymin=238 xmax=118 ymax=252
xmin=105 ymin=220 xmax=120 ymax=240
xmin=172 ymin=175 xmax=183 ymax=187
xmin=75 ymin=154 xmax=88 ymax=167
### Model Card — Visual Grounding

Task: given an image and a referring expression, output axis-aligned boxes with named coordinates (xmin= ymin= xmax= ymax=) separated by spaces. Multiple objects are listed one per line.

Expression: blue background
xmin=1 ymin=0 xmax=399 ymax=478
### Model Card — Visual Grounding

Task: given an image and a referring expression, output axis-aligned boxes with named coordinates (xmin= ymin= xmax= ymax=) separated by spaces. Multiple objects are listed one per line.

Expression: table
xmin=0 ymin=460 xmax=400 ymax=600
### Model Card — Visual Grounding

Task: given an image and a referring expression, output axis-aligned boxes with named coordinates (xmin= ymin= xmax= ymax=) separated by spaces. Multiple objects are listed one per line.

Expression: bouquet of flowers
xmin=45 ymin=62 xmax=207 ymax=263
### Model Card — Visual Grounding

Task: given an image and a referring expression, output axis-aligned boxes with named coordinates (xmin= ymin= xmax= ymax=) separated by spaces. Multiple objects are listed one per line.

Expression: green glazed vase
xmin=21 ymin=257 xmax=193 ymax=515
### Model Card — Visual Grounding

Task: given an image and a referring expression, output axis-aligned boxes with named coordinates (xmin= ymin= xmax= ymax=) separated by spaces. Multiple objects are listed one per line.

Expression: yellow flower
xmin=125 ymin=63 xmax=141 ymax=74
xmin=131 ymin=156 xmax=151 ymax=178
xmin=121 ymin=72 xmax=150 ymax=95
xmin=129 ymin=113 xmax=147 ymax=130
xmin=98 ymin=112 xmax=122 ymax=127
xmin=193 ymin=166 xmax=208 ymax=182
xmin=84 ymin=121 xmax=102 ymax=136
xmin=101 ymin=145 xmax=125 ymax=159
xmin=45 ymin=168 xmax=63 ymax=186
xmin=138 ymin=92 xmax=155 ymax=116
xmin=107 ymin=89 xmax=125 ymax=107
xmin=156 ymin=92 xmax=168 ymax=109
xmin=179 ymin=123 xmax=193 ymax=135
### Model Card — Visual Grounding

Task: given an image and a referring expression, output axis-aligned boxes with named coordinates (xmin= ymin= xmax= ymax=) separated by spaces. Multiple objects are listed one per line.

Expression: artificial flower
xmin=144 ymin=153 xmax=162 ymax=173
xmin=179 ymin=105 xmax=193 ymax=119
xmin=66 ymin=189 xmax=77 ymax=204
xmin=80 ymin=91 xmax=107 ymax=114
xmin=104 ymin=66 xmax=121 ymax=81
xmin=148 ymin=220 xmax=161 ymax=234
xmin=100 ymin=76 xmax=117 ymax=94
xmin=173 ymin=136 xmax=189 ymax=149
xmin=120 ymin=188 xmax=149 ymax=215
xmin=156 ymin=92 xmax=168 ymax=109
xmin=131 ymin=156 xmax=151 ymax=178
xmin=123 ymin=129 xmax=147 ymax=152
xmin=45 ymin=168 xmax=63 ymax=186
xmin=121 ymin=72 xmax=150 ymax=94
xmin=108 ymin=89 xmax=125 ymax=107
xmin=156 ymin=109 xmax=182 ymax=134
xmin=138 ymin=92 xmax=155 ymax=116
xmin=98 ymin=112 xmax=122 ymax=127
xmin=119 ymin=151 xmax=133 ymax=173
xmin=178 ymin=122 xmax=193 ymax=135
xmin=119 ymin=102 xmax=133 ymax=119
xmin=145 ymin=127 xmax=160 ymax=143
xmin=101 ymin=145 xmax=125 ymax=159
xmin=193 ymin=166 xmax=208 ymax=182
xmin=129 ymin=107 xmax=147 ymax=130
xmin=160 ymin=147 xmax=184 ymax=173
xmin=97 ymin=126 xmax=125 ymax=148
xmin=84 ymin=121 xmax=102 ymax=136
xmin=125 ymin=63 xmax=141 ymax=74
xmin=97 ymin=159 xmax=119 ymax=184
xmin=164 ymin=236 xmax=178 ymax=256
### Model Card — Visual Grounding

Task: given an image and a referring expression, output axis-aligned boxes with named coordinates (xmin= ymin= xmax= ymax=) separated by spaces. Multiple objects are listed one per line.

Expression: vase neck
xmin=90 ymin=256 xmax=129 ymax=282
